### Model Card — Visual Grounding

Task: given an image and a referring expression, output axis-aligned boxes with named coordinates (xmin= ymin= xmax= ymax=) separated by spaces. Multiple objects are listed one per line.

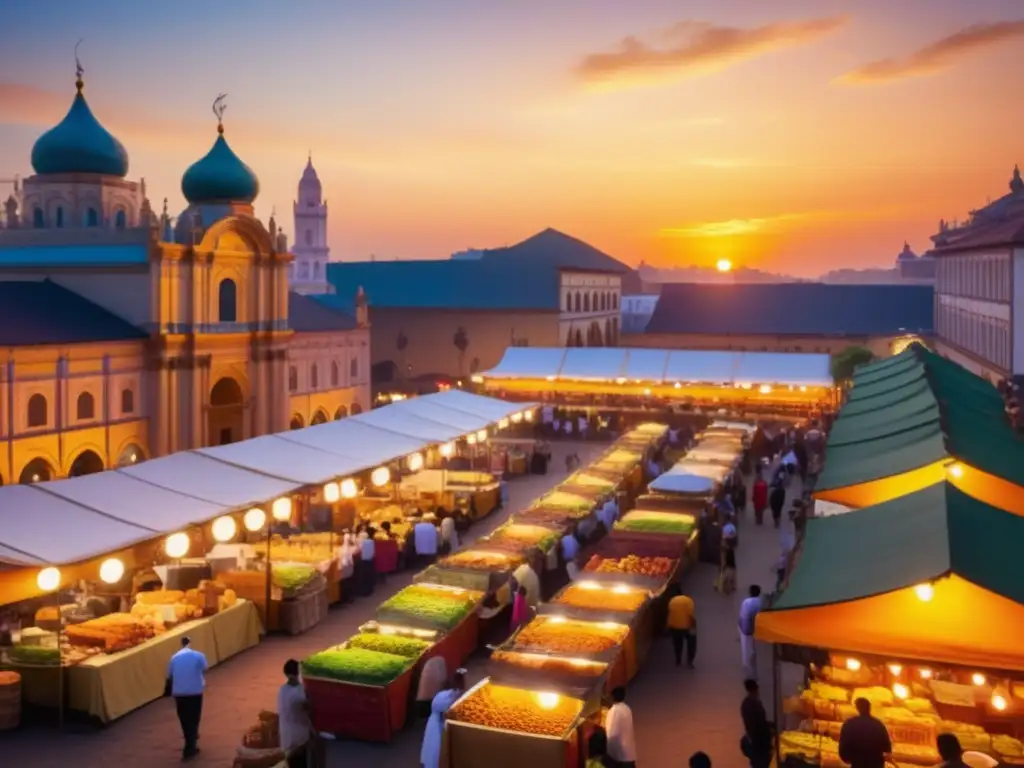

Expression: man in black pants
xmin=166 ymin=636 xmax=208 ymax=760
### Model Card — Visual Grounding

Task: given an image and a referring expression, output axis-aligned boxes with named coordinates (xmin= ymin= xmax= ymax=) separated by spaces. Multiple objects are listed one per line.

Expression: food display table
xmin=65 ymin=600 xmax=261 ymax=723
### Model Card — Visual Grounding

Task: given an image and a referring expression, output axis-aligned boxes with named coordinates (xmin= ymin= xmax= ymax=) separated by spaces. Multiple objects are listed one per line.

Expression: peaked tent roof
xmin=816 ymin=344 xmax=1024 ymax=492
xmin=757 ymin=483 xmax=1024 ymax=670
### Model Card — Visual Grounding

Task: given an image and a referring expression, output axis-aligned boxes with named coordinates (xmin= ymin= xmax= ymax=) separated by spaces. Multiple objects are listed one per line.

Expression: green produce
xmin=302 ymin=646 xmax=413 ymax=686
xmin=347 ymin=633 xmax=430 ymax=659
xmin=379 ymin=586 xmax=475 ymax=630
xmin=9 ymin=645 xmax=61 ymax=665
xmin=272 ymin=563 xmax=317 ymax=591
xmin=615 ymin=517 xmax=694 ymax=535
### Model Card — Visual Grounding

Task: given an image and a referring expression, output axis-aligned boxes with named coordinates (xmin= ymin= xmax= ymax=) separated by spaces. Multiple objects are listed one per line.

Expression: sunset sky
xmin=1 ymin=0 xmax=1023 ymax=276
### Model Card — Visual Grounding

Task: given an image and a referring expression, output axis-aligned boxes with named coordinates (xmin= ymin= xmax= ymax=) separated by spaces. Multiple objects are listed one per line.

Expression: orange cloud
xmin=837 ymin=21 xmax=1024 ymax=84
xmin=575 ymin=17 xmax=847 ymax=89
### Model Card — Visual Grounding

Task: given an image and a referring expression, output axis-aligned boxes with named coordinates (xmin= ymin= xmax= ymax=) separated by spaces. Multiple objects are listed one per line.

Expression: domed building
xmin=0 ymin=73 xmax=369 ymax=485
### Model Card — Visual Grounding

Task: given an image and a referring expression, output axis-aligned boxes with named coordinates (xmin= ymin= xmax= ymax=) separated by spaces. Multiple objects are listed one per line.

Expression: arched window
xmin=55 ymin=207 xmax=64 ymax=228
xmin=612 ymin=294 xmax=618 ymax=310
xmin=583 ymin=293 xmax=590 ymax=312
xmin=85 ymin=207 xmax=99 ymax=227
xmin=330 ymin=362 xmax=339 ymax=387
xmin=114 ymin=209 xmax=126 ymax=229
xmin=121 ymin=388 xmax=135 ymax=414
xmin=27 ymin=394 xmax=47 ymax=428
xmin=564 ymin=292 xmax=571 ymax=311
xmin=33 ymin=207 xmax=44 ymax=228
xmin=592 ymin=292 xmax=598 ymax=312
xmin=599 ymin=293 xmax=606 ymax=311
xmin=288 ymin=366 xmax=298 ymax=392
xmin=310 ymin=364 xmax=318 ymax=389
xmin=350 ymin=357 xmax=359 ymax=380
xmin=76 ymin=392 xmax=95 ymax=420
xmin=573 ymin=292 xmax=581 ymax=312
xmin=218 ymin=278 xmax=237 ymax=323
xmin=290 ymin=415 xmax=304 ymax=430
xmin=334 ymin=405 xmax=348 ymax=420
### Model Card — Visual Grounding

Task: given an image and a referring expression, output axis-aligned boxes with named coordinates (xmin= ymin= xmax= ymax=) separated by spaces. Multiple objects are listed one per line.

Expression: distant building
xmin=290 ymin=155 xmax=332 ymax=295
xmin=628 ymin=282 xmax=934 ymax=357
xmin=0 ymin=70 xmax=368 ymax=484
xmin=620 ymin=294 xmax=660 ymax=333
xmin=895 ymin=241 xmax=936 ymax=281
xmin=326 ymin=228 xmax=627 ymax=384
xmin=930 ymin=165 xmax=1024 ymax=380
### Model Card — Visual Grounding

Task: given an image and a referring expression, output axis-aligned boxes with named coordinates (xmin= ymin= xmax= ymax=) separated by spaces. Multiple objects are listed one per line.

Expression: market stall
xmin=757 ymin=482 xmax=1024 ymax=767
xmin=399 ymin=469 xmax=502 ymax=521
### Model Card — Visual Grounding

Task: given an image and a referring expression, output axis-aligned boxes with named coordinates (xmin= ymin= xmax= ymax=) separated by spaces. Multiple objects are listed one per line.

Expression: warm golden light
xmin=476 ymin=429 xmax=487 ymax=442
xmin=888 ymin=663 xmax=903 ymax=676
xmin=99 ymin=558 xmax=125 ymax=584
xmin=919 ymin=668 xmax=933 ymax=680
xmin=947 ymin=462 xmax=964 ymax=479
xmin=845 ymin=658 xmax=862 ymax=672
xmin=759 ymin=385 xmax=773 ymax=394
xmin=524 ymin=410 xmax=534 ymax=422
xmin=578 ymin=581 xmax=601 ymax=591
xmin=272 ymin=497 xmax=293 ymax=521
xmin=716 ymin=258 xmax=733 ymax=272
xmin=466 ymin=433 xmax=477 ymax=445
xmin=615 ymin=377 xmax=627 ymax=385
xmin=340 ymin=478 xmax=358 ymax=499
xmin=972 ymin=673 xmax=987 ymax=687
xmin=498 ymin=418 xmax=510 ymax=429
xmin=536 ymin=692 xmax=561 ymax=710
xmin=892 ymin=683 xmax=909 ymax=700
xmin=371 ymin=466 xmax=391 ymax=487
xmin=244 ymin=507 xmax=267 ymax=531
xmin=612 ymin=584 xmax=632 ymax=595
xmin=549 ymin=615 xmax=567 ymax=624
xmin=992 ymin=693 xmax=1008 ymax=711
xmin=914 ymin=583 xmax=934 ymax=602
xmin=165 ymin=532 xmax=190 ymax=559
xmin=37 ymin=566 xmax=61 ymax=592
xmin=211 ymin=515 xmax=238 ymax=543
xmin=407 ymin=453 xmax=424 ymax=472
xmin=511 ymin=412 xmax=523 ymax=423
xmin=323 ymin=482 xmax=340 ymax=503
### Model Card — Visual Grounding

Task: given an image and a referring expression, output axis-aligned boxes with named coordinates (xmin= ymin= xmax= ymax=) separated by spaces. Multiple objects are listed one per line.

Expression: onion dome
xmin=897 ymin=242 xmax=918 ymax=262
xmin=30 ymin=75 xmax=129 ymax=177
xmin=181 ymin=120 xmax=259 ymax=205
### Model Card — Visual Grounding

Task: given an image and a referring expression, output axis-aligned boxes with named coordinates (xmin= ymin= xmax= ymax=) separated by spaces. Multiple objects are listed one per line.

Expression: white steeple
xmin=291 ymin=153 xmax=331 ymax=294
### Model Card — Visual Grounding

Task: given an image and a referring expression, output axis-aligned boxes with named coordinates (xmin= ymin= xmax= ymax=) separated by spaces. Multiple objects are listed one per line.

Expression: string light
xmin=244 ymin=507 xmax=267 ymax=531
xmin=340 ymin=478 xmax=358 ymax=498
xmin=371 ymin=466 xmax=391 ymax=487
xmin=407 ymin=453 xmax=424 ymax=472
xmin=36 ymin=566 xmax=61 ymax=591
xmin=845 ymin=658 xmax=862 ymax=672
xmin=272 ymin=497 xmax=293 ymax=521
xmin=165 ymin=532 xmax=190 ymax=558
xmin=211 ymin=516 xmax=238 ymax=542
xmin=439 ymin=442 xmax=455 ymax=458
xmin=323 ymin=482 xmax=340 ymax=503
xmin=99 ymin=558 xmax=125 ymax=584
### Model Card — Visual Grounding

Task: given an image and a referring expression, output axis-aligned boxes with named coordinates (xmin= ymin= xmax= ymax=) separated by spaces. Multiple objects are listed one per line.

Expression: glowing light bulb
xmin=164 ymin=532 xmax=190 ymax=558
xmin=244 ymin=507 xmax=266 ymax=531
xmin=511 ymin=412 xmax=523 ymax=423
xmin=524 ymin=410 xmax=534 ymax=422
xmin=549 ymin=615 xmax=566 ymax=624
xmin=211 ymin=515 xmax=238 ymax=542
xmin=272 ymin=497 xmax=292 ymax=521
xmin=340 ymin=478 xmax=358 ymax=498
xmin=914 ymin=583 xmax=934 ymax=602
xmin=323 ymin=482 xmax=340 ymax=503
xmin=612 ymin=585 xmax=631 ymax=595
xmin=759 ymin=385 xmax=772 ymax=394
xmin=919 ymin=668 xmax=933 ymax=680
xmin=845 ymin=658 xmax=862 ymax=672
xmin=972 ymin=673 xmax=987 ymax=687
xmin=466 ymin=434 xmax=477 ymax=445
xmin=498 ymin=418 xmax=509 ymax=430
xmin=439 ymin=442 xmax=455 ymax=458
xmin=892 ymin=683 xmax=909 ymax=700
xmin=888 ymin=663 xmax=903 ymax=676
xmin=537 ymin=692 xmax=560 ymax=710
xmin=674 ymin=382 xmax=682 ymax=389
xmin=36 ymin=566 xmax=61 ymax=592
xmin=99 ymin=557 xmax=124 ymax=584
xmin=476 ymin=429 xmax=487 ymax=442
xmin=992 ymin=693 xmax=1008 ymax=711
xmin=371 ymin=466 xmax=391 ymax=487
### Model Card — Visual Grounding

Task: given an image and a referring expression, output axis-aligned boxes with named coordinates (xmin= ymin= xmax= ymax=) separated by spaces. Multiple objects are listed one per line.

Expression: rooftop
xmin=0 ymin=279 xmax=148 ymax=346
xmin=479 ymin=228 xmax=628 ymax=274
xmin=644 ymin=282 xmax=934 ymax=337
xmin=288 ymin=291 xmax=356 ymax=332
xmin=932 ymin=165 xmax=1024 ymax=253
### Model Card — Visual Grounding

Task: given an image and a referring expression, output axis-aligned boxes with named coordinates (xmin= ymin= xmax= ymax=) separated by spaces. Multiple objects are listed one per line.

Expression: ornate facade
xmin=0 ymin=72 xmax=370 ymax=486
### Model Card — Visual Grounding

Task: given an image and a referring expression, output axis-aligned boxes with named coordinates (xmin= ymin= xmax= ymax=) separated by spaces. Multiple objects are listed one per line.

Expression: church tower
xmin=291 ymin=154 xmax=331 ymax=294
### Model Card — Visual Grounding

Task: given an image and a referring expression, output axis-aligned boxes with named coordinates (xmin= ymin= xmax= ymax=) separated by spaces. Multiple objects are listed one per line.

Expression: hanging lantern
xmin=371 ymin=466 xmax=391 ymax=487
xmin=243 ymin=507 xmax=267 ymax=532
xmin=165 ymin=532 xmax=190 ymax=559
xmin=99 ymin=558 xmax=125 ymax=584
xmin=272 ymin=497 xmax=292 ymax=521
xmin=323 ymin=482 xmax=340 ymax=503
xmin=511 ymin=412 xmax=523 ymax=423
xmin=523 ymin=410 xmax=534 ymax=422
xmin=340 ymin=478 xmax=358 ymax=498
xmin=211 ymin=515 xmax=238 ymax=543
xmin=36 ymin=566 xmax=61 ymax=592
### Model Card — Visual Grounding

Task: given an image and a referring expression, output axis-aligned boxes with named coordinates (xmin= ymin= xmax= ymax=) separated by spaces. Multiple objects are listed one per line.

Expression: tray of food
xmin=488 ymin=650 xmax=609 ymax=699
xmin=503 ymin=616 xmax=629 ymax=662
xmin=541 ymin=582 xmax=648 ymax=624
xmin=447 ymin=680 xmax=584 ymax=740
xmin=377 ymin=583 xmax=483 ymax=633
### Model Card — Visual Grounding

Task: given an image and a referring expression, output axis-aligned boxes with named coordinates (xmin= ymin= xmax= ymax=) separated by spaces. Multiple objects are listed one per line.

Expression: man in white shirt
xmin=414 ymin=520 xmax=439 ymax=566
xmin=738 ymin=585 xmax=764 ymax=679
xmin=359 ymin=529 xmax=377 ymax=596
xmin=277 ymin=659 xmax=311 ymax=768
xmin=166 ymin=636 xmax=208 ymax=760
xmin=439 ymin=515 xmax=458 ymax=553
xmin=604 ymin=686 xmax=637 ymax=767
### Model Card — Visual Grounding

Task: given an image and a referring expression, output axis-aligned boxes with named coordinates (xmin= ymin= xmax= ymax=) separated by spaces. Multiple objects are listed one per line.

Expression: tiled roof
xmin=481 ymin=228 xmax=629 ymax=274
xmin=644 ymin=283 xmax=934 ymax=337
xmin=933 ymin=215 xmax=1024 ymax=252
xmin=0 ymin=243 xmax=150 ymax=267
xmin=327 ymin=259 xmax=561 ymax=311
xmin=0 ymin=280 xmax=148 ymax=346
xmin=288 ymin=292 xmax=357 ymax=332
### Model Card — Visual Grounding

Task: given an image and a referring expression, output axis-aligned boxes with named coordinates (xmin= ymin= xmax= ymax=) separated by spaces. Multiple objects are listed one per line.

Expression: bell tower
xmin=291 ymin=153 xmax=331 ymax=294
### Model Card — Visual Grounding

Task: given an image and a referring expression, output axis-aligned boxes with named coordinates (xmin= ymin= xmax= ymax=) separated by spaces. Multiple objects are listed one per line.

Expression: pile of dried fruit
xmin=440 ymin=550 xmax=522 ymax=571
xmin=583 ymin=554 xmax=676 ymax=579
xmin=447 ymin=682 xmax=583 ymax=736
xmin=553 ymin=583 xmax=646 ymax=614
xmin=512 ymin=617 xmax=628 ymax=656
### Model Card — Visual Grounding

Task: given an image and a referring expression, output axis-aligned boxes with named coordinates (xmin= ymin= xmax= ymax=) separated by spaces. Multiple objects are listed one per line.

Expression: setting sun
xmin=715 ymin=258 xmax=733 ymax=273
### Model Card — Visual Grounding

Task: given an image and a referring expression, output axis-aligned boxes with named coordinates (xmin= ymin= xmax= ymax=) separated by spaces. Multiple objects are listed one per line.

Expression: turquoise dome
xmin=181 ymin=129 xmax=259 ymax=204
xmin=31 ymin=84 xmax=129 ymax=177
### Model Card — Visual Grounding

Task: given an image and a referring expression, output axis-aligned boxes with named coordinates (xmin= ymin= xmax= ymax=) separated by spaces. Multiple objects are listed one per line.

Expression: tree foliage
xmin=831 ymin=345 xmax=876 ymax=383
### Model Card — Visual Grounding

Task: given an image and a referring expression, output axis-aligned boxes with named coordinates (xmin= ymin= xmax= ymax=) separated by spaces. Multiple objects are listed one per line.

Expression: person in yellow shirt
xmin=666 ymin=584 xmax=696 ymax=668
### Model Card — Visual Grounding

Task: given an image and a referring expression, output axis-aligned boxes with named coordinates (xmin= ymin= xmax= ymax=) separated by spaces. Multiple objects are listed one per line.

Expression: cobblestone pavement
xmin=0 ymin=441 xmax=610 ymax=767
xmin=2 ymin=448 xmax=804 ymax=768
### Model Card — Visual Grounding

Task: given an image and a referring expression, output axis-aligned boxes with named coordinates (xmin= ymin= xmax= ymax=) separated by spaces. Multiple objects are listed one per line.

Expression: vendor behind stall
xmin=512 ymin=562 xmax=540 ymax=607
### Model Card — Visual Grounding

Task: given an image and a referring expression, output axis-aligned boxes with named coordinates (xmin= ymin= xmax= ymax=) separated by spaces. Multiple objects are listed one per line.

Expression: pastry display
xmin=439 ymin=550 xmax=522 ymax=572
xmin=552 ymin=583 xmax=646 ymax=614
xmin=447 ymin=682 xmax=583 ymax=737
xmin=511 ymin=617 xmax=628 ymax=657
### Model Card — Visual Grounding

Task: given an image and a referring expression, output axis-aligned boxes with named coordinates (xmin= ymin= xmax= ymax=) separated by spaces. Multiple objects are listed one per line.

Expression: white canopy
xmin=120 ymin=451 xmax=302 ymax=508
xmin=484 ymin=347 xmax=832 ymax=387
xmin=350 ymin=405 xmax=465 ymax=442
xmin=1 ymin=485 xmax=156 ymax=565
xmin=197 ymin=435 xmax=352 ymax=485
xmin=277 ymin=419 xmax=428 ymax=467
xmin=386 ymin=397 xmax=492 ymax=432
xmin=649 ymin=472 xmax=717 ymax=496
xmin=39 ymin=470 xmax=229 ymax=531
xmin=421 ymin=390 xmax=537 ymax=423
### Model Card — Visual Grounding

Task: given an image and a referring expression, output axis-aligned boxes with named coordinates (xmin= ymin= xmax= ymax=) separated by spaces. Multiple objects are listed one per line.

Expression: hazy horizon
xmin=2 ymin=0 xmax=1021 ymax=277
